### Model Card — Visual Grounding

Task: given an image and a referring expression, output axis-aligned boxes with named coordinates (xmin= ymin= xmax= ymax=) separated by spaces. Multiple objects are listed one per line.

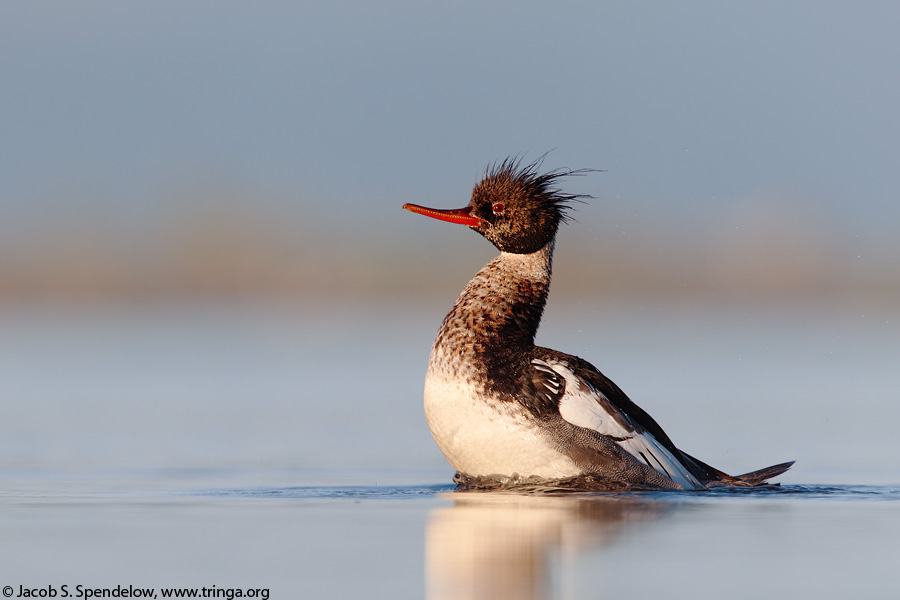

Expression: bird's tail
xmin=680 ymin=452 xmax=795 ymax=488
xmin=728 ymin=461 xmax=795 ymax=486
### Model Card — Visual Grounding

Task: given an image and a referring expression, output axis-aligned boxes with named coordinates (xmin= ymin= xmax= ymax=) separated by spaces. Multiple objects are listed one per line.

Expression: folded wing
xmin=532 ymin=358 xmax=703 ymax=489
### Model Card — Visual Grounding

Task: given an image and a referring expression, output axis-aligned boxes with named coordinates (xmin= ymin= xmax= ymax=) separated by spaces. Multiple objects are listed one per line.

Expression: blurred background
xmin=1 ymin=1 xmax=898 ymax=483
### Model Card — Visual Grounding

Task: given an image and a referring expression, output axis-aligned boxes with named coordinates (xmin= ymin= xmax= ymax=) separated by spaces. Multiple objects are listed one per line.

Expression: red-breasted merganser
xmin=403 ymin=158 xmax=793 ymax=491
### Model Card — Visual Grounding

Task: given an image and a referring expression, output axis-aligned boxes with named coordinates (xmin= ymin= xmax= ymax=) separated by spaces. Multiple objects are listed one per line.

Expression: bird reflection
xmin=426 ymin=492 xmax=671 ymax=600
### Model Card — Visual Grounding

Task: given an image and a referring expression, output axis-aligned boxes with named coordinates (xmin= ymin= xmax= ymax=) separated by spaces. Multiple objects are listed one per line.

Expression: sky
xmin=1 ymin=1 xmax=898 ymax=301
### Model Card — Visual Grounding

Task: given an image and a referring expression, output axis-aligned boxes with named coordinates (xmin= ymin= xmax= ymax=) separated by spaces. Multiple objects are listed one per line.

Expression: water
xmin=1 ymin=302 xmax=898 ymax=598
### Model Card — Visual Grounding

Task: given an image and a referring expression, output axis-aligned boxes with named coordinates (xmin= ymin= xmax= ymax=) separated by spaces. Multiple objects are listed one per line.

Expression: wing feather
xmin=532 ymin=358 xmax=702 ymax=489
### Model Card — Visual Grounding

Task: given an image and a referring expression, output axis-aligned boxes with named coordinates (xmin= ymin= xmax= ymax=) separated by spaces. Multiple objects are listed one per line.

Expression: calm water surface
xmin=1 ymin=302 xmax=898 ymax=598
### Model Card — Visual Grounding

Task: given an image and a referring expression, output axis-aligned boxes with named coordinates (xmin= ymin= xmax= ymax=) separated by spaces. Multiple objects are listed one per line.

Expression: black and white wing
xmin=531 ymin=357 xmax=703 ymax=489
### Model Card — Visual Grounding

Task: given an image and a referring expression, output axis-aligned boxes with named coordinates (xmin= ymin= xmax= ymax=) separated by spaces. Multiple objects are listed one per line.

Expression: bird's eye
xmin=492 ymin=203 xmax=505 ymax=215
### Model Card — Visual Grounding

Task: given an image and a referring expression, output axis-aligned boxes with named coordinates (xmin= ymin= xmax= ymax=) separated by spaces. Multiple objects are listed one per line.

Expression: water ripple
xmin=195 ymin=483 xmax=899 ymax=501
xmin=201 ymin=483 xmax=456 ymax=499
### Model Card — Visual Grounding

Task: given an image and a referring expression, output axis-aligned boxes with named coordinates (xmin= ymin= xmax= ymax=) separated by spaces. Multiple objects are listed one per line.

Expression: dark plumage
xmin=468 ymin=158 xmax=589 ymax=253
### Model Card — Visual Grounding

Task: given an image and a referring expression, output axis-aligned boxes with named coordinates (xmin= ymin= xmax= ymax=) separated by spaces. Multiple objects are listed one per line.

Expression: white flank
xmin=423 ymin=372 xmax=581 ymax=479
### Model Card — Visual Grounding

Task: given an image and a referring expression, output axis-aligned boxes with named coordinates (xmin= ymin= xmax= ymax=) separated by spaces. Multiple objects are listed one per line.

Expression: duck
xmin=403 ymin=158 xmax=793 ymax=491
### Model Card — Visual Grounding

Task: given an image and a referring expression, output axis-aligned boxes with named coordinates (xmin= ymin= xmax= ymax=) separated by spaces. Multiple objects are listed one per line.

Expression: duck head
xmin=404 ymin=158 xmax=591 ymax=254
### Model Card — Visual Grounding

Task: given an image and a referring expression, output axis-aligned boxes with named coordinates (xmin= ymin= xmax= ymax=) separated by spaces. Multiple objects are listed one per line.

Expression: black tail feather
xmin=679 ymin=451 xmax=795 ymax=488
xmin=731 ymin=461 xmax=795 ymax=486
